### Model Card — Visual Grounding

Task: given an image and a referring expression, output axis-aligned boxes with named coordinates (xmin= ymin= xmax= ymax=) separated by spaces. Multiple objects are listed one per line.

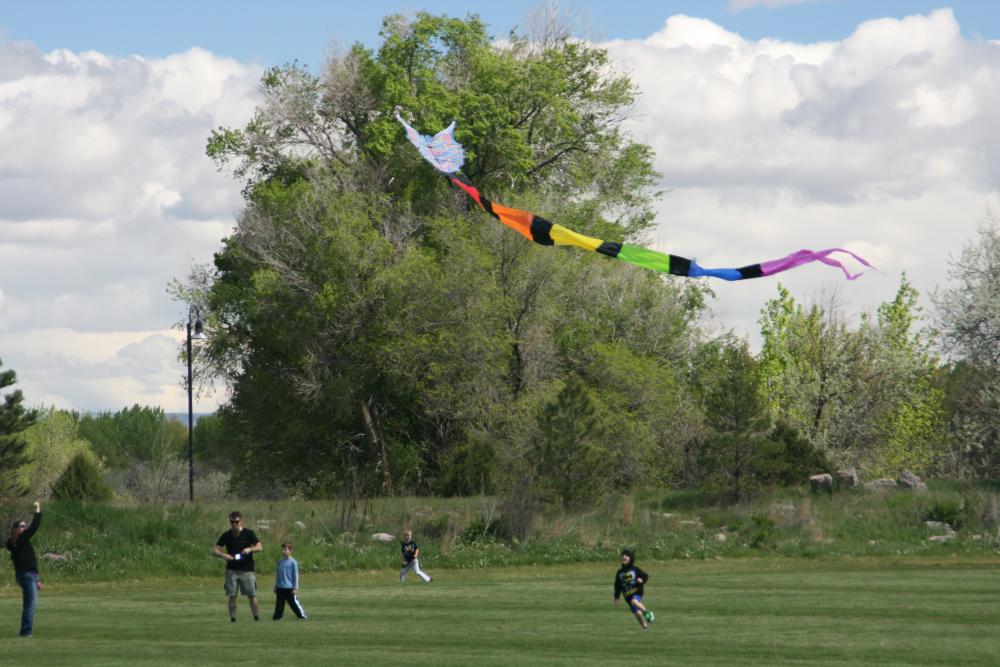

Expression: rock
xmin=972 ymin=534 xmax=983 ymax=541
xmin=835 ymin=466 xmax=859 ymax=488
xmin=714 ymin=533 xmax=727 ymax=543
xmin=865 ymin=479 xmax=897 ymax=491
xmin=928 ymin=533 xmax=955 ymax=543
xmin=897 ymin=469 xmax=927 ymax=492
xmin=371 ymin=532 xmax=395 ymax=543
xmin=42 ymin=552 xmax=69 ymax=561
xmin=924 ymin=521 xmax=955 ymax=534
xmin=294 ymin=521 xmax=306 ymax=530
xmin=809 ymin=474 xmax=834 ymax=494
xmin=255 ymin=519 xmax=272 ymax=531
xmin=678 ymin=520 xmax=703 ymax=529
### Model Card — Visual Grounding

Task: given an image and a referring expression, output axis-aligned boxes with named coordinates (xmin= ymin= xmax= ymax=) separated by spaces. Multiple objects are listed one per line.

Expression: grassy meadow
xmin=1 ymin=560 xmax=998 ymax=666
xmin=1 ymin=484 xmax=998 ymax=664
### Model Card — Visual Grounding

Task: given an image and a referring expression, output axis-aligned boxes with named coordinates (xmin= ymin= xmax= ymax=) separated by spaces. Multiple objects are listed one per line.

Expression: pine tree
xmin=51 ymin=452 xmax=113 ymax=502
xmin=0 ymin=357 xmax=36 ymax=497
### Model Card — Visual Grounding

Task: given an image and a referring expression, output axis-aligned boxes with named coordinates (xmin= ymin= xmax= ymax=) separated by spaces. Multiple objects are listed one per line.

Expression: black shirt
xmin=614 ymin=563 xmax=649 ymax=600
xmin=216 ymin=528 xmax=260 ymax=572
xmin=401 ymin=540 xmax=418 ymax=563
xmin=5 ymin=512 xmax=41 ymax=574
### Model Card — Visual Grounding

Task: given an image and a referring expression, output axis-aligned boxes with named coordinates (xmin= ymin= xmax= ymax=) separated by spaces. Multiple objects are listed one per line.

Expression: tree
xmin=179 ymin=11 xmax=681 ymax=498
xmin=22 ymin=409 xmax=95 ymax=497
xmin=51 ymin=452 xmax=113 ymax=502
xmin=0 ymin=357 xmax=36 ymax=497
xmin=697 ymin=341 xmax=774 ymax=502
xmin=933 ymin=213 xmax=1000 ymax=477
xmin=757 ymin=277 xmax=945 ymax=477
xmin=534 ymin=377 xmax=606 ymax=509
xmin=77 ymin=405 xmax=187 ymax=468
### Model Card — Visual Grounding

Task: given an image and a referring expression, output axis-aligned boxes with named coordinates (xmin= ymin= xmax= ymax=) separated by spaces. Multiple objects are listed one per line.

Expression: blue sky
xmin=3 ymin=2 xmax=1000 ymax=410
xmin=2 ymin=1 xmax=999 ymax=70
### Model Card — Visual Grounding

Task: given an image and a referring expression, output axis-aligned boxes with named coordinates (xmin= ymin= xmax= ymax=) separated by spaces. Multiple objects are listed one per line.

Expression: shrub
xmin=51 ymin=452 xmax=113 ymax=502
xmin=461 ymin=515 xmax=512 ymax=543
xmin=923 ymin=498 xmax=966 ymax=530
xmin=743 ymin=513 xmax=776 ymax=549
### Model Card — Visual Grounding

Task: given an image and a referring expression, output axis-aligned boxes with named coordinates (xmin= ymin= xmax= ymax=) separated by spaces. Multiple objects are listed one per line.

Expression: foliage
xmin=696 ymin=342 xmax=775 ymax=502
xmin=933 ymin=213 xmax=1000 ymax=478
xmin=22 ymin=409 xmax=95 ymax=497
xmin=757 ymin=276 xmax=947 ymax=477
xmin=51 ymin=452 xmax=113 ymax=502
xmin=77 ymin=405 xmax=187 ymax=469
xmin=533 ymin=377 xmax=606 ymax=509
xmin=0 ymin=356 xmax=36 ymax=497
xmin=922 ymin=498 xmax=967 ymax=530
xmin=181 ymin=11 xmax=709 ymax=500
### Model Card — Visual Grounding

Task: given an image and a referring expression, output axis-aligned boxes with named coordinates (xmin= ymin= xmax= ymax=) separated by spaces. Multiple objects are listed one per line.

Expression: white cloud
xmin=4 ymin=8 xmax=1000 ymax=411
xmin=601 ymin=8 xmax=1000 ymax=344
xmin=0 ymin=37 xmax=260 ymax=411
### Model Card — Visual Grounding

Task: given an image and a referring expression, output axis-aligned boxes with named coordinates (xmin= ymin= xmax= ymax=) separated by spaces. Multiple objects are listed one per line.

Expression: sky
xmin=1 ymin=1 xmax=999 ymax=412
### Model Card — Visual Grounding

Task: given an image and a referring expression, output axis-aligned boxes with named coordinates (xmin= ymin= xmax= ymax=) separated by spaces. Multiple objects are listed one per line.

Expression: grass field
xmin=2 ymin=559 xmax=998 ymax=666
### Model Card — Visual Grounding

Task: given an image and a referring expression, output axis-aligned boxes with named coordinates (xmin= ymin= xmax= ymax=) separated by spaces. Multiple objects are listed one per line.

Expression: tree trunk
xmin=361 ymin=398 xmax=393 ymax=494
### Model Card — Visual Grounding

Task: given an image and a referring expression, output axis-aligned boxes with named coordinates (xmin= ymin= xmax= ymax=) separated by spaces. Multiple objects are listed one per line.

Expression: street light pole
xmin=186 ymin=307 xmax=205 ymax=503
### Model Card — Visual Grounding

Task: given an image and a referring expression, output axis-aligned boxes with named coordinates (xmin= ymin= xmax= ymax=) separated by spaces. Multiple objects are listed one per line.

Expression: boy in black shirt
xmin=614 ymin=549 xmax=653 ymax=629
xmin=399 ymin=529 xmax=432 ymax=583
xmin=212 ymin=511 xmax=263 ymax=621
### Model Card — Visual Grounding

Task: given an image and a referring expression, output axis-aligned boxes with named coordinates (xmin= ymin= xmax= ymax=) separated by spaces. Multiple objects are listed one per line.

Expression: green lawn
xmin=1 ymin=559 xmax=998 ymax=666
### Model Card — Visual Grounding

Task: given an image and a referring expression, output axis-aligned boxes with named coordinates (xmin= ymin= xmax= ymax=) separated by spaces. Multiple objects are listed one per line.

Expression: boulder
xmin=371 ymin=532 xmax=395 ymax=543
xmin=835 ymin=466 xmax=859 ymax=488
xmin=809 ymin=473 xmax=834 ymax=494
xmin=42 ymin=552 xmax=69 ymax=561
xmin=924 ymin=521 xmax=955 ymax=534
xmin=864 ymin=479 xmax=897 ymax=492
xmin=714 ymin=533 xmax=727 ymax=543
xmin=897 ymin=469 xmax=927 ymax=492
xmin=928 ymin=533 xmax=956 ymax=543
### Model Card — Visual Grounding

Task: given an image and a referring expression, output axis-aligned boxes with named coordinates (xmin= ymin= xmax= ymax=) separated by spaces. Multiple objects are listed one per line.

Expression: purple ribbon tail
xmin=759 ymin=248 xmax=874 ymax=280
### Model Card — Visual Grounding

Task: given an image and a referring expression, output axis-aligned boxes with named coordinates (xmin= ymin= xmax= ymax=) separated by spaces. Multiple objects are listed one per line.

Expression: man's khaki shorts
xmin=224 ymin=569 xmax=257 ymax=597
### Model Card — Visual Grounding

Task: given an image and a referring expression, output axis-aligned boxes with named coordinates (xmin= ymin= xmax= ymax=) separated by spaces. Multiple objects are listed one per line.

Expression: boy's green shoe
xmin=644 ymin=610 xmax=654 ymax=623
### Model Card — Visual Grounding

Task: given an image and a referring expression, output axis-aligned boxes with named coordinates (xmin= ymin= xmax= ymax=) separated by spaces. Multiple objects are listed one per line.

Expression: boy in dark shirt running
xmin=614 ymin=549 xmax=653 ymax=629
xmin=399 ymin=529 xmax=432 ymax=583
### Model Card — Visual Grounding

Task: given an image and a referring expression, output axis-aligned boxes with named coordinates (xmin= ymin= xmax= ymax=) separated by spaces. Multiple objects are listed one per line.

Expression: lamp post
xmin=186 ymin=307 xmax=206 ymax=502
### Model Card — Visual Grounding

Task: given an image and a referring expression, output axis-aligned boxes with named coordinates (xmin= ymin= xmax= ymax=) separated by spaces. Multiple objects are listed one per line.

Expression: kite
xmin=396 ymin=113 xmax=872 ymax=281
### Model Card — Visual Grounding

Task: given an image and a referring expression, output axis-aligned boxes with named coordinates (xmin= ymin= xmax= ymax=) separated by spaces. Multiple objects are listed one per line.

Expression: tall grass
xmin=2 ymin=481 xmax=998 ymax=582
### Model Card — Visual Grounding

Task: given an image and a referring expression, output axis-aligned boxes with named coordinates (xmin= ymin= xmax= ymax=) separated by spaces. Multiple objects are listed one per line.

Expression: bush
xmin=461 ymin=515 xmax=512 ymax=544
xmin=923 ymin=498 xmax=967 ymax=530
xmin=51 ymin=453 xmax=113 ymax=502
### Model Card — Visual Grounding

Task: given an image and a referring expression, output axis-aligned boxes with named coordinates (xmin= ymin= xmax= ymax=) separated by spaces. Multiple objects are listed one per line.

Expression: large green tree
xmin=0 ymin=357 xmax=36 ymax=497
xmin=181 ymin=12 xmax=704 ymax=498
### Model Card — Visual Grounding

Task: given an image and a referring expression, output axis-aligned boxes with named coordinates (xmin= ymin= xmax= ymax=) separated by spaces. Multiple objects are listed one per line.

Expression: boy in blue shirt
xmin=273 ymin=541 xmax=306 ymax=620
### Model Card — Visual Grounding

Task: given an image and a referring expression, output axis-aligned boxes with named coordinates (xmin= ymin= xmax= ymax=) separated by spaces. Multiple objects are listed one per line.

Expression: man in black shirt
xmin=212 ymin=510 xmax=262 ymax=622
xmin=6 ymin=501 xmax=41 ymax=637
